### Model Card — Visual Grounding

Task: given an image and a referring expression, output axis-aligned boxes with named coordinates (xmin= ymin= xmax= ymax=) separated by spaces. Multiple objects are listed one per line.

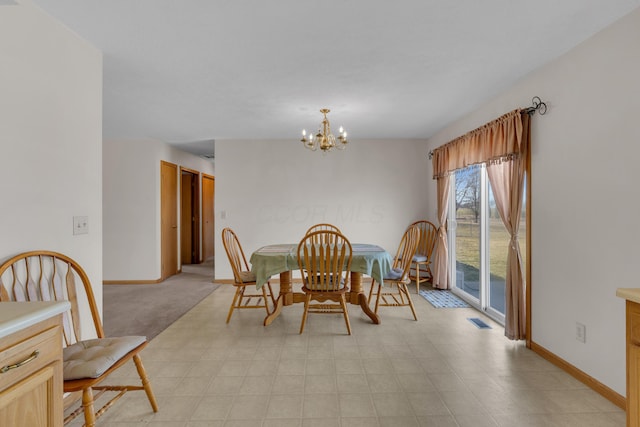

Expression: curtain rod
xmin=428 ymin=96 xmax=546 ymax=159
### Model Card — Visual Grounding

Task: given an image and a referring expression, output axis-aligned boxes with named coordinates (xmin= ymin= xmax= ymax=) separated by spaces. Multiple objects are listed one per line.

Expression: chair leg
xmin=416 ymin=262 xmax=430 ymax=293
xmin=133 ymin=354 xmax=159 ymax=412
xmin=261 ymin=285 xmax=271 ymax=315
xmin=339 ymin=294 xmax=351 ymax=335
xmin=400 ymin=283 xmax=418 ymax=321
xmin=299 ymin=294 xmax=312 ymax=334
xmin=367 ymin=278 xmax=376 ymax=304
xmin=397 ymin=284 xmax=406 ymax=305
xmin=426 ymin=264 xmax=433 ymax=282
xmin=266 ymin=282 xmax=276 ymax=307
xmin=226 ymin=286 xmax=242 ymax=323
xmin=81 ymin=387 xmax=96 ymax=427
xmin=374 ymin=282 xmax=382 ymax=314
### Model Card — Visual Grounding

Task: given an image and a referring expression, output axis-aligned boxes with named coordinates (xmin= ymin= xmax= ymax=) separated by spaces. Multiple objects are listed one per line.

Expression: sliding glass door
xmin=448 ymin=165 xmax=526 ymax=324
xmin=450 ymin=167 xmax=482 ymax=303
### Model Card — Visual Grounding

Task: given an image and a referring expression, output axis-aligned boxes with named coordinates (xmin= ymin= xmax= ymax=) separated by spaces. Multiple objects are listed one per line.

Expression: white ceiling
xmin=28 ymin=0 xmax=640 ymax=157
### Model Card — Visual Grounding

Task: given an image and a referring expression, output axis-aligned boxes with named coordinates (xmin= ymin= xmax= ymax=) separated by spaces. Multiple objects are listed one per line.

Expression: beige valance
xmin=432 ymin=109 xmax=525 ymax=178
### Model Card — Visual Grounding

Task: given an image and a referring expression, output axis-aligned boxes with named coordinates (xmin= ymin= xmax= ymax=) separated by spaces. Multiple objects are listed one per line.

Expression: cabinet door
xmin=0 ymin=365 xmax=61 ymax=427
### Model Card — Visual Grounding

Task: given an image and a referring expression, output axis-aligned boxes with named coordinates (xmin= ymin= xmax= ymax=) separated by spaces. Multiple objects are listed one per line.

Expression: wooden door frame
xmin=180 ymin=167 xmax=200 ymax=265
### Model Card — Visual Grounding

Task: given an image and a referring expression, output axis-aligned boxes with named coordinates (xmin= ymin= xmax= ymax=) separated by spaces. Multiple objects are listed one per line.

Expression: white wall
xmin=0 ymin=1 xmax=103 ymax=324
xmin=426 ymin=6 xmax=640 ymax=395
xmin=214 ymin=139 xmax=431 ymax=280
xmin=103 ymin=138 xmax=215 ymax=280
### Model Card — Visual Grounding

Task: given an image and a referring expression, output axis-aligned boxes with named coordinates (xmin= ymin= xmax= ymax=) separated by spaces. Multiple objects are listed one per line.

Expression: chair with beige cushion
xmin=367 ymin=225 xmax=421 ymax=320
xmin=222 ymin=227 xmax=276 ymax=323
xmin=408 ymin=220 xmax=438 ymax=293
xmin=297 ymin=230 xmax=353 ymax=334
xmin=0 ymin=250 xmax=158 ymax=427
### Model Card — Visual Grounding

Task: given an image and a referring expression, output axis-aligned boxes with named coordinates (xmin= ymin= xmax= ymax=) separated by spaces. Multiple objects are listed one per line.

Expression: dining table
xmin=250 ymin=243 xmax=394 ymax=326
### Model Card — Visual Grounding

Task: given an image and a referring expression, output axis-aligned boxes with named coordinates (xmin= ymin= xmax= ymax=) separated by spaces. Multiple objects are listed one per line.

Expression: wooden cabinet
xmin=0 ymin=314 xmax=64 ymax=427
xmin=616 ymin=288 xmax=640 ymax=426
xmin=625 ymin=299 xmax=640 ymax=427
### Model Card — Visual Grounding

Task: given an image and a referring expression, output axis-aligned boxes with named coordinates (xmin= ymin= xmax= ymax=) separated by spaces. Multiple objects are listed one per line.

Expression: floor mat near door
xmin=419 ymin=289 xmax=470 ymax=308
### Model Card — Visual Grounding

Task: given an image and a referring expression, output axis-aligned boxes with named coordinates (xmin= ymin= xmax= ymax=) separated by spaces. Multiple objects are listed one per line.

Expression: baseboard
xmin=103 ymin=278 xmax=163 ymax=285
xmin=530 ymin=341 xmax=625 ymax=409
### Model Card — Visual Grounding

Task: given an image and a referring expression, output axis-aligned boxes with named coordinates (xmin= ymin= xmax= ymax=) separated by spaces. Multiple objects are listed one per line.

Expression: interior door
xmin=180 ymin=168 xmax=200 ymax=265
xmin=161 ymin=161 xmax=178 ymax=279
xmin=202 ymin=174 xmax=215 ymax=261
xmin=180 ymin=172 xmax=193 ymax=264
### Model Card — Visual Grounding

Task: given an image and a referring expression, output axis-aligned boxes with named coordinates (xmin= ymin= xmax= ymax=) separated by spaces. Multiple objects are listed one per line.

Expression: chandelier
xmin=300 ymin=109 xmax=348 ymax=152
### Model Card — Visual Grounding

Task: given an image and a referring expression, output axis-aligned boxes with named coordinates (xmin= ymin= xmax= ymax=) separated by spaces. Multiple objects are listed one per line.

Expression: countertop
xmin=0 ymin=301 xmax=70 ymax=339
xmin=616 ymin=288 xmax=640 ymax=305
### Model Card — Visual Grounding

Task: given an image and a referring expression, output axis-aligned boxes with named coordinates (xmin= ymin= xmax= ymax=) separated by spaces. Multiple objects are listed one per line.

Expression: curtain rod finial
xmin=524 ymin=96 xmax=547 ymax=115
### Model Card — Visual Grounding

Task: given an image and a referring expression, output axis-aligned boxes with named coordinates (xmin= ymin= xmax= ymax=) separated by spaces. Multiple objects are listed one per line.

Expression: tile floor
xmin=69 ymin=283 xmax=626 ymax=427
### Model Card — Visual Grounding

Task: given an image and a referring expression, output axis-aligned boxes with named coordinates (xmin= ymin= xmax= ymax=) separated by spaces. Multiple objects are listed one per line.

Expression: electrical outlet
xmin=576 ymin=322 xmax=586 ymax=343
xmin=73 ymin=216 xmax=88 ymax=235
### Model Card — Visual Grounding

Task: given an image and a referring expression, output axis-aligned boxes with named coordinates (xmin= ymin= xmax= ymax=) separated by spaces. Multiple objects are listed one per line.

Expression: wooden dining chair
xmin=407 ymin=220 xmax=438 ymax=293
xmin=222 ymin=227 xmax=276 ymax=323
xmin=367 ymin=225 xmax=421 ymax=320
xmin=0 ymin=250 xmax=158 ymax=427
xmin=297 ymin=230 xmax=353 ymax=334
xmin=304 ymin=223 xmax=342 ymax=245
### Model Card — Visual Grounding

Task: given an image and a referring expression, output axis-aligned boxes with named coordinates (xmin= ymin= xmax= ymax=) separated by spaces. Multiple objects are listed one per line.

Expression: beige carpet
xmin=102 ymin=260 xmax=220 ymax=340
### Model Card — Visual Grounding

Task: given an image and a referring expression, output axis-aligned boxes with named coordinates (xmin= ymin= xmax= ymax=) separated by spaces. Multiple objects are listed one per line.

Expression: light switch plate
xmin=576 ymin=322 xmax=586 ymax=343
xmin=73 ymin=216 xmax=88 ymax=235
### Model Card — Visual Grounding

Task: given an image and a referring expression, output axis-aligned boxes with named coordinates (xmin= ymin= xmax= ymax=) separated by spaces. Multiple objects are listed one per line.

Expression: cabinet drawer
xmin=0 ymin=325 xmax=61 ymax=392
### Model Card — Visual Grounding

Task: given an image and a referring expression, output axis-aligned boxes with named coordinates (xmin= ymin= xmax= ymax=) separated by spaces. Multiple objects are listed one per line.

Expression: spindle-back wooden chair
xmin=408 ymin=220 xmax=438 ymax=293
xmin=304 ymin=223 xmax=343 ymax=245
xmin=367 ymin=225 xmax=421 ymax=320
xmin=0 ymin=250 xmax=158 ymax=427
xmin=297 ymin=230 xmax=353 ymax=334
xmin=222 ymin=228 xmax=275 ymax=323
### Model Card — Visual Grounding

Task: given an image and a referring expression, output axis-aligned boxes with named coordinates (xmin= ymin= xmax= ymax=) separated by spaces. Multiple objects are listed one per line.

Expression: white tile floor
xmin=70 ymin=283 xmax=626 ymax=426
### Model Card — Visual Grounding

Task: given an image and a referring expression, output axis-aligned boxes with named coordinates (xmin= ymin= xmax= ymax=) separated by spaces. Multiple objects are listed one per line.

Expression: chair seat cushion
xmin=412 ymin=254 xmax=428 ymax=262
xmin=237 ymin=271 xmax=257 ymax=283
xmin=63 ymin=336 xmax=146 ymax=380
xmin=384 ymin=267 xmax=404 ymax=281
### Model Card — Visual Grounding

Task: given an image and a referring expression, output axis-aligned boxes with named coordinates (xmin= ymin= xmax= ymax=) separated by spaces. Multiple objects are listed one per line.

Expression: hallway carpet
xmin=103 ymin=260 xmax=220 ymax=340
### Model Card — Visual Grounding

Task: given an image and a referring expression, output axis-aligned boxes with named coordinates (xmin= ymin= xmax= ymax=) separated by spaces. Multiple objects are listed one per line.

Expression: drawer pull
xmin=1 ymin=350 xmax=40 ymax=373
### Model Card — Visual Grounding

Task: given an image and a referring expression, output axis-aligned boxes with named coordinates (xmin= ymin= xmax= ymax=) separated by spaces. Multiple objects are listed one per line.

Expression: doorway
xmin=448 ymin=165 xmax=528 ymax=325
xmin=161 ymin=161 xmax=178 ymax=280
xmin=180 ymin=168 xmax=200 ymax=265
